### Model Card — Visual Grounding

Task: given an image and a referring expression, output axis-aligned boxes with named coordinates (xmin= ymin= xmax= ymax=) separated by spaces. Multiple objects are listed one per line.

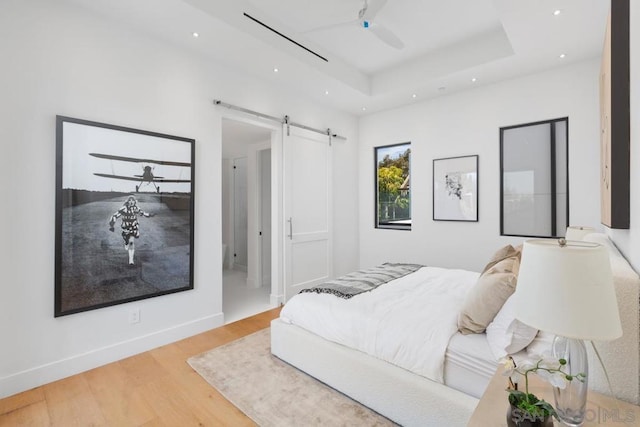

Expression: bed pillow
xmin=458 ymin=246 xmax=520 ymax=334
xmin=486 ymin=295 xmax=538 ymax=360
xmin=480 ymin=244 xmax=519 ymax=274
xmin=526 ymin=331 xmax=556 ymax=359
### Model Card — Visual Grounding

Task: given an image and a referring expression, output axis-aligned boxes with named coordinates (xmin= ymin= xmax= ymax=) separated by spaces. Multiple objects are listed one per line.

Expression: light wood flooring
xmin=0 ymin=307 xmax=281 ymax=426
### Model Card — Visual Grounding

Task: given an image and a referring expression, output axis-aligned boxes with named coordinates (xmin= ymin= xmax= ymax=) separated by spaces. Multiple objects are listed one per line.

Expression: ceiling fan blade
xmin=301 ymin=18 xmax=359 ymax=34
xmin=369 ymin=23 xmax=404 ymax=49
xmin=361 ymin=0 xmax=388 ymax=21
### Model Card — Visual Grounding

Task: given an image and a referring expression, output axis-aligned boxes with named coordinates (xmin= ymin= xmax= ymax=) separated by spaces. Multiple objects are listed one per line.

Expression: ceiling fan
xmin=306 ymin=0 xmax=405 ymax=50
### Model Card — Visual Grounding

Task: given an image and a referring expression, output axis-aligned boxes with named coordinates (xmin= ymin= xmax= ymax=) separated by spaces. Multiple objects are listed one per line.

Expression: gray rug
xmin=187 ymin=328 xmax=395 ymax=426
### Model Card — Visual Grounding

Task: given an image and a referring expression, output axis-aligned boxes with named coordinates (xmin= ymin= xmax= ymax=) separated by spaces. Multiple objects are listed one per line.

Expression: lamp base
xmin=552 ymin=336 xmax=589 ymax=426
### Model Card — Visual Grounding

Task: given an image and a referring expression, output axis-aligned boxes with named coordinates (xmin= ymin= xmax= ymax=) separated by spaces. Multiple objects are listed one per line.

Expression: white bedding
xmin=280 ymin=266 xmax=479 ymax=383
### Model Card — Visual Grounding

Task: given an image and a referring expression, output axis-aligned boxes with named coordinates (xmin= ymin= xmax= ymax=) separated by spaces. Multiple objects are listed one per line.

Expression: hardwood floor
xmin=0 ymin=308 xmax=281 ymax=426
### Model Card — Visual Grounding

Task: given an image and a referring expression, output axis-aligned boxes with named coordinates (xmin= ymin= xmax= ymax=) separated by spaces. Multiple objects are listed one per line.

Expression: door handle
xmin=288 ymin=217 xmax=293 ymax=240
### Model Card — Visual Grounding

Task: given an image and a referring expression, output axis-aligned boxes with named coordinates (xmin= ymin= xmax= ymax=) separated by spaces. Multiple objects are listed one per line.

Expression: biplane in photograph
xmin=90 ymin=152 xmax=191 ymax=193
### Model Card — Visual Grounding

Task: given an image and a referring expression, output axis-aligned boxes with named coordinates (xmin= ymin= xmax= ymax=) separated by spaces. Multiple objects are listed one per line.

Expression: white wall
xmin=359 ymin=60 xmax=601 ymax=272
xmin=607 ymin=2 xmax=640 ymax=273
xmin=0 ymin=0 xmax=359 ymax=398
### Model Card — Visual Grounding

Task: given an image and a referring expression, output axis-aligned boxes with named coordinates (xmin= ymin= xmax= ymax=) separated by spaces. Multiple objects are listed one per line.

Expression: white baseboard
xmin=0 ymin=312 xmax=224 ymax=400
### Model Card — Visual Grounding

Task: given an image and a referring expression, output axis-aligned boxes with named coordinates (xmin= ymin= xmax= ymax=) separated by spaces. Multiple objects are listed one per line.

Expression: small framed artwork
xmin=433 ymin=155 xmax=478 ymax=222
xmin=55 ymin=116 xmax=195 ymax=317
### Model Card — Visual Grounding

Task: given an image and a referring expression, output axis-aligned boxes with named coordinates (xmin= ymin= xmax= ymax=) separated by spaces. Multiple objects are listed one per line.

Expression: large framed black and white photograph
xmin=433 ymin=155 xmax=478 ymax=221
xmin=55 ymin=116 xmax=195 ymax=317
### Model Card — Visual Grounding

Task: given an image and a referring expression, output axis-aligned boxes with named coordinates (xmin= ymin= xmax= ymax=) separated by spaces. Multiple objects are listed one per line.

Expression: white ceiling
xmin=246 ymin=0 xmax=506 ymax=74
xmin=65 ymin=0 xmax=609 ymax=117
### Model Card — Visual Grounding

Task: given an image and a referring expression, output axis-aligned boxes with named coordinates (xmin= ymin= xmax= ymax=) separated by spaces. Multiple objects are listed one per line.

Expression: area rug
xmin=187 ymin=328 xmax=395 ymax=426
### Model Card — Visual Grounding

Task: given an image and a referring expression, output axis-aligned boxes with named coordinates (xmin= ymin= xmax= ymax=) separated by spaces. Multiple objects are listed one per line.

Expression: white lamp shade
xmin=513 ymin=239 xmax=622 ymax=341
xmin=565 ymin=226 xmax=595 ymax=240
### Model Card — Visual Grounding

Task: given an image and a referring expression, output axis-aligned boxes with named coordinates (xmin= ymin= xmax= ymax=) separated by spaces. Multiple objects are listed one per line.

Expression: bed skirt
xmin=270 ymin=318 xmax=479 ymax=427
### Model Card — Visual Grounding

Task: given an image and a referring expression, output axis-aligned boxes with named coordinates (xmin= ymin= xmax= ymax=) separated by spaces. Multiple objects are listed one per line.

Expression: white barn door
xmin=283 ymin=126 xmax=332 ymax=301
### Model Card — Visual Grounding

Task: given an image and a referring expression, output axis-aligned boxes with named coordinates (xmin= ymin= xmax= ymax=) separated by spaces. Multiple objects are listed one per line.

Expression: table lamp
xmin=512 ymin=239 xmax=622 ymax=426
xmin=565 ymin=226 xmax=595 ymax=241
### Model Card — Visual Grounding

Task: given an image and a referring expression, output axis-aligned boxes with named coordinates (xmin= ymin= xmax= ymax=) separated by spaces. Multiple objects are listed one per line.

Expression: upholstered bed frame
xmin=270 ymin=233 xmax=640 ymax=426
xmin=583 ymin=234 xmax=640 ymax=404
xmin=271 ymin=319 xmax=478 ymax=426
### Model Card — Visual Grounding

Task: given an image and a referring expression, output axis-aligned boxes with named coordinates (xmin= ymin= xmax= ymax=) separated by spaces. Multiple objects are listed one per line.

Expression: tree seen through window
xmin=375 ymin=142 xmax=411 ymax=229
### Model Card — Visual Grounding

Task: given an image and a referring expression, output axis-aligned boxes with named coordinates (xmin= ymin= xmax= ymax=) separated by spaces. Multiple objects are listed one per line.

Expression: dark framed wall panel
xmin=600 ymin=0 xmax=630 ymax=229
xmin=500 ymin=117 xmax=569 ymax=238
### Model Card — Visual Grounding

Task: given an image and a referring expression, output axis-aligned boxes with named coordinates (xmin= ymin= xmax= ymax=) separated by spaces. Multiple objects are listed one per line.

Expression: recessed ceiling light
xmin=412 ymin=93 xmax=417 ymax=98
xmin=192 ymin=32 xmax=199 ymax=38
xmin=273 ymin=67 xmax=279 ymax=73
xmin=553 ymin=9 xmax=562 ymax=16
xmin=325 ymin=90 xmax=329 ymax=95
xmin=559 ymin=53 xmax=566 ymax=59
xmin=362 ymin=107 xmax=367 ymax=111
xmin=471 ymin=77 xmax=477 ymax=83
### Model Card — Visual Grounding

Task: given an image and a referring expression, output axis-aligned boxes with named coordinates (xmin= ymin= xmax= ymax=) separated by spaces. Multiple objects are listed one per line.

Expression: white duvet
xmin=280 ymin=266 xmax=479 ymax=383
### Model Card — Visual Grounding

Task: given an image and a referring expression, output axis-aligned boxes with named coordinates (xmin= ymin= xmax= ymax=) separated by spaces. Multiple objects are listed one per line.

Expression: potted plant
xmin=502 ymin=356 xmax=585 ymax=427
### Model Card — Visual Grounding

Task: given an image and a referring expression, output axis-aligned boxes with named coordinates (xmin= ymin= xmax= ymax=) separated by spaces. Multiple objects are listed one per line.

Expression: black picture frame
xmin=55 ymin=116 xmax=195 ymax=317
xmin=432 ymin=155 xmax=478 ymax=222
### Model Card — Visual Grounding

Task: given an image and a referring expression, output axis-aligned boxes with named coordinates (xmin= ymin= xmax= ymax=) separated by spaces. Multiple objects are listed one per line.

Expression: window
xmin=375 ymin=142 xmax=411 ymax=229
xmin=500 ymin=118 xmax=568 ymax=237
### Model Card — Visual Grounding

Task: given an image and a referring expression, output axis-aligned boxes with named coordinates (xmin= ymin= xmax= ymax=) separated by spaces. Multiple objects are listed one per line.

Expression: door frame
xmin=246 ymin=141 xmax=271 ymax=289
xmin=218 ymin=110 xmax=284 ymax=306
xmin=231 ymin=156 xmax=248 ymax=272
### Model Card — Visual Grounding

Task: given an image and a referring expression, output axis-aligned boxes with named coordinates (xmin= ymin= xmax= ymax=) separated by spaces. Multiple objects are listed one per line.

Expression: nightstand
xmin=468 ymin=367 xmax=640 ymax=426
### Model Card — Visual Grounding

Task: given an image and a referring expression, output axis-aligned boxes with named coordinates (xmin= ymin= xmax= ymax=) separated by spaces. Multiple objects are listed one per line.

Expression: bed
xmin=270 ymin=233 xmax=640 ymax=426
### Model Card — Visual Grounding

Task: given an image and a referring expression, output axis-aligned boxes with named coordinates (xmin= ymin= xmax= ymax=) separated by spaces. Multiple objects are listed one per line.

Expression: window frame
xmin=499 ymin=117 xmax=569 ymax=238
xmin=374 ymin=142 xmax=412 ymax=231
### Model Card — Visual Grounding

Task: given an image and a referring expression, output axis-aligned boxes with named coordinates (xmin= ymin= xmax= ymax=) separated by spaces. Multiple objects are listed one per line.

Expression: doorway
xmin=221 ymin=119 xmax=273 ymax=323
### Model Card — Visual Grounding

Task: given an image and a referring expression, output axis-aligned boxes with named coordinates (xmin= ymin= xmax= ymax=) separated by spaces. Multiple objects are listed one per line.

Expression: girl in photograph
xmin=109 ymin=195 xmax=155 ymax=265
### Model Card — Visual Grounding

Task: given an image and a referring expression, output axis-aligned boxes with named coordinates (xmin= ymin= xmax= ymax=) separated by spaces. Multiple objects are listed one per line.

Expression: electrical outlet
xmin=129 ymin=308 xmax=140 ymax=324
